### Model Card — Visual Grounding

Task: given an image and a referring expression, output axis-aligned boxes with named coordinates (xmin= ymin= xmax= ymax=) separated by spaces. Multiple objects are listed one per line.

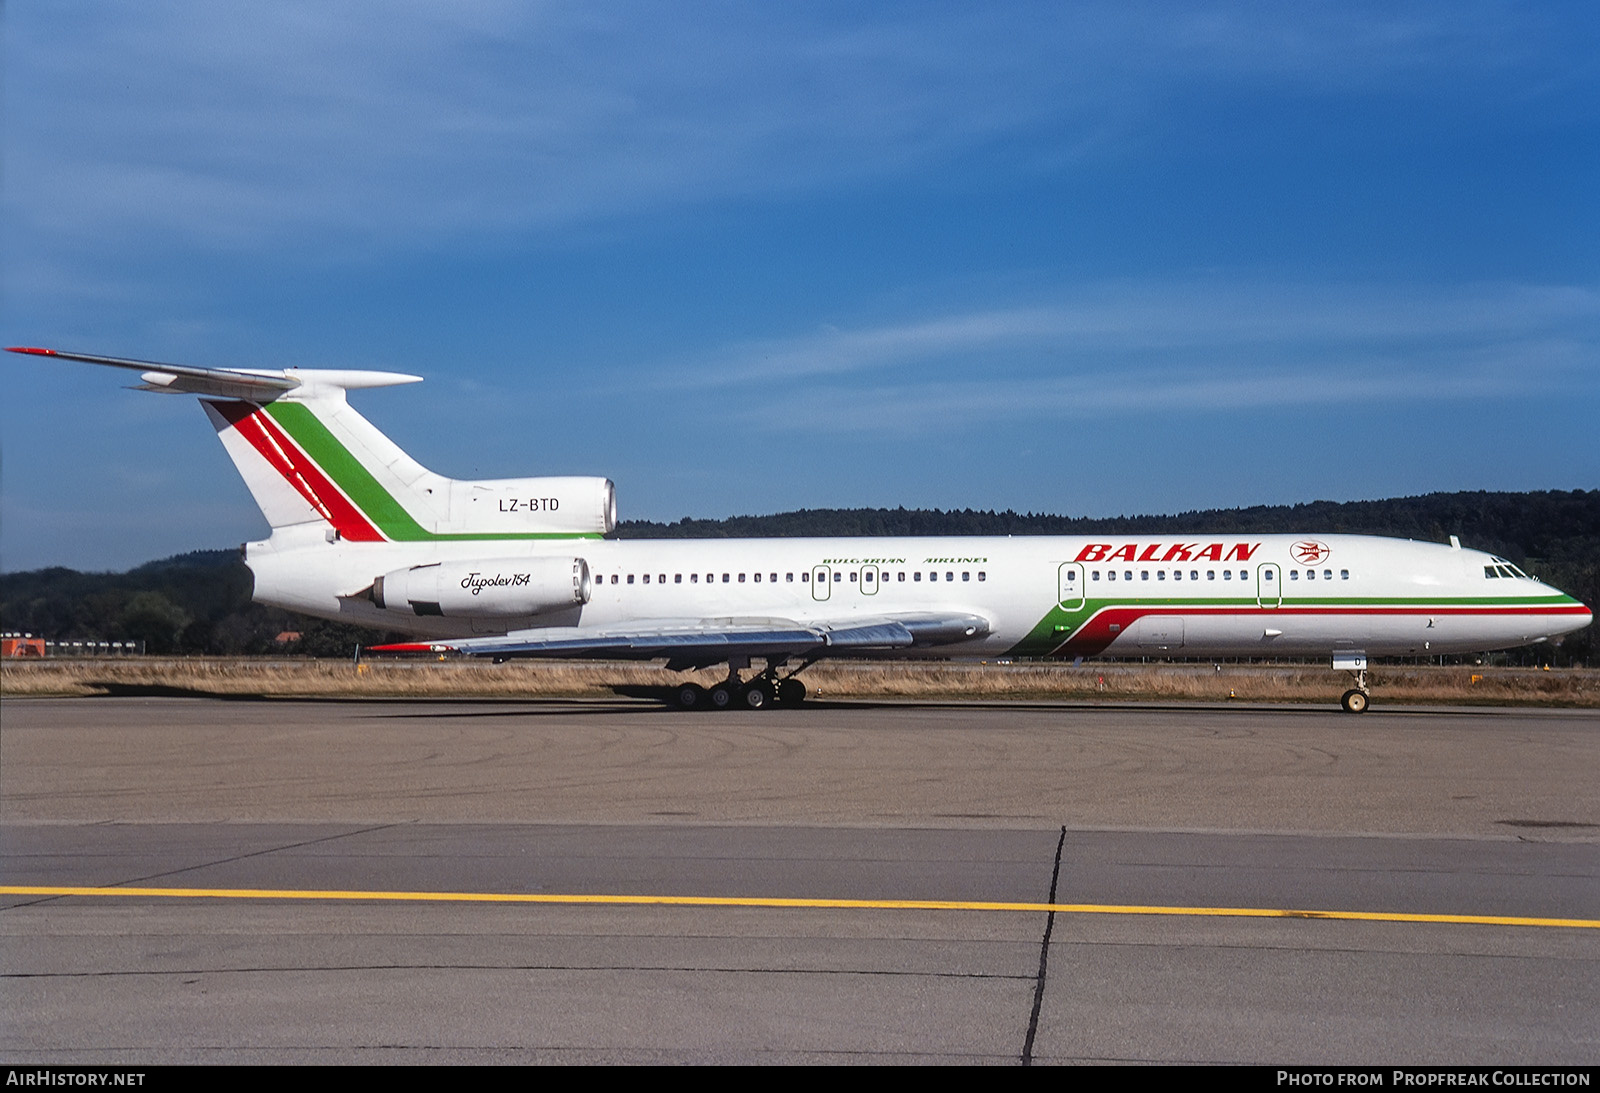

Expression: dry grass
xmin=3 ymin=656 xmax=1596 ymax=707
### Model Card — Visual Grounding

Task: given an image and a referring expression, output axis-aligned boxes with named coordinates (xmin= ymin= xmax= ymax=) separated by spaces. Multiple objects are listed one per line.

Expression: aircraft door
xmin=812 ymin=565 xmax=832 ymax=601
xmin=860 ymin=564 xmax=879 ymax=595
xmin=1057 ymin=563 xmax=1084 ymax=610
xmin=1137 ymin=616 xmax=1184 ymax=649
xmin=1256 ymin=563 xmax=1281 ymax=608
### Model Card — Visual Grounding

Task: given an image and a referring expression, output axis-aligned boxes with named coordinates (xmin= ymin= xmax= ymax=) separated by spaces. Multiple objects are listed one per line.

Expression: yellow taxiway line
xmin=2 ymin=885 xmax=1596 ymax=930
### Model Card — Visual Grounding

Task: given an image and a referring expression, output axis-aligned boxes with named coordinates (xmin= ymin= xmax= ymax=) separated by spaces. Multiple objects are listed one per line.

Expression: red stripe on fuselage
xmin=211 ymin=400 xmax=385 ymax=541
xmin=1052 ymin=604 xmax=1591 ymax=658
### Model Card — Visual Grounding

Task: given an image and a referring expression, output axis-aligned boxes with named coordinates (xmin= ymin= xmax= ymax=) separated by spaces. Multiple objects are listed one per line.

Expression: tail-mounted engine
xmin=370 ymin=557 xmax=591 ymax=618
xmin=444 ymin=477 xmax=616 ymax=536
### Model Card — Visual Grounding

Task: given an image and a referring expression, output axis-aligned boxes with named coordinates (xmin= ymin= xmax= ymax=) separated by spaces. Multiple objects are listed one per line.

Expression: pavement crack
xmin=110 ymin=822 xmax=410 ymax=888
xmin=1021 ymin=824 xmax=1067 ymax=1066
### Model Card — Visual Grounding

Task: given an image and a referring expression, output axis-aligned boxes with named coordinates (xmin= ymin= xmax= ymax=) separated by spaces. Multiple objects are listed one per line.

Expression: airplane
xmin=10 ymin=345 xmax=1592 ymax=713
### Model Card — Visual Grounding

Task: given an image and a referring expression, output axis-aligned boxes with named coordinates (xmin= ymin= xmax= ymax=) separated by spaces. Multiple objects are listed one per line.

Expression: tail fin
xmin=203 ymin=396 xmax=406 ymax=539
xmin=11 ymin=346 xmax=616 ymax=541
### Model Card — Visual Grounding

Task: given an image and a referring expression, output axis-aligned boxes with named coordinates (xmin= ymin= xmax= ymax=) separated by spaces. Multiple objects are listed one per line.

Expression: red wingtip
xmin=6 ymin=346 xmax=57 ymax=356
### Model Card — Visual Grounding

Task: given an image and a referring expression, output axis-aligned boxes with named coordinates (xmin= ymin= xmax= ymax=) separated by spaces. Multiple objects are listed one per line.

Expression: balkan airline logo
xmin=1073 ymin=542 xmax=1260 ymax=563
xmin=1291 ymin=540 xmax=1332 ymax=565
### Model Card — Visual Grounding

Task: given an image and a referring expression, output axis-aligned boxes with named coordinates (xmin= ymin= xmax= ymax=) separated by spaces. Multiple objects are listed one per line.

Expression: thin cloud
xmin=663 ymin=281 xmax=1600 ymax=391
xmin=744 ymin=344 xmax=1581 ymax=435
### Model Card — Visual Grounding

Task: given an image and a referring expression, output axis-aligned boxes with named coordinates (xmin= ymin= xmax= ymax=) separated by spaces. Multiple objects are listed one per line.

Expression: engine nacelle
xmin=443 ymin=477 xmax=616 ymax=536
xmin=371 ymin=557 xmax=591 ymax=618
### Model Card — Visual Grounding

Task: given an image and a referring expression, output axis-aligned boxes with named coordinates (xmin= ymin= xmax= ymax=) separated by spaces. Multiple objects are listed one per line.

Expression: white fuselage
xmin=246 ymin=528 xmax=1591 ymax=660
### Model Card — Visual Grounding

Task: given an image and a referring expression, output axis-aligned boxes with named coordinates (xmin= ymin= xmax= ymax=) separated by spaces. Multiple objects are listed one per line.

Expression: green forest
xmin=3 ymin=489 xmax=1595 ymax=664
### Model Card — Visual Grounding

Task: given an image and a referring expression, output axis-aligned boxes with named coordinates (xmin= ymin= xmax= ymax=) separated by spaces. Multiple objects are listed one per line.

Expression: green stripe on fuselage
xmin=1006 ymin=592 xmax=1584 ymax=659
xmin=264 ymin=401 xmax=600 ymax=542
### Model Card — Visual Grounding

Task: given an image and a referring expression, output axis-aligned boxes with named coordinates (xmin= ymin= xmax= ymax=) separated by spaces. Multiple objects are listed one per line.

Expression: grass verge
xmin=3 ymin=657 xmax=1596 ymax=707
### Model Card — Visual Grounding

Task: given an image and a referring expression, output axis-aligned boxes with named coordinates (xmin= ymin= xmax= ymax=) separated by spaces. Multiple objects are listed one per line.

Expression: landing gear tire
xmin=1340 ymin=688 xmax=1370 ymax=714
xmin=742 ymin=682 xmax=773 ymax=710
xmin=708 ymin=685 xmax=736 ymax=710
xmin=777 ymin=679 xmax=807 ymax=707
xmin=674 ymin=683 xmax=705 ymax=710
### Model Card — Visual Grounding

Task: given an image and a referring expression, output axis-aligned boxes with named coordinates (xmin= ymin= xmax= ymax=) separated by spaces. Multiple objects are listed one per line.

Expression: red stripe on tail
xmin=211 ymin=401 xmax=386 ymax=541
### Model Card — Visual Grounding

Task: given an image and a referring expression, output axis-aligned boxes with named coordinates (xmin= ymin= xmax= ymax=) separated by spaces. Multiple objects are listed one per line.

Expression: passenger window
xmin=1323 ymin=570 xmax=1331 ymax=580
xmin=738 ymin=573 xmax=745 ymax=583
xmin=611 ymin=575 xmax=618 ymax=584
xmin=978 ymin=572 xmax=986 ymax=582
xmin=1173 ymin=570 xmax=1181 ymax=581
xmin=753 ymin=573 xmax=761 ymax=582
xmin=1092 ymin=571 xmax=1101 ymax=581
xmin=946 ymin=571 xmax=954 ymax=581
xmin=899 ymin=572 xmax=906 ymax=581
xmin=627 ymin=574 xmax=635 ymax=584
xmin=722 ymin=574 xmax=730 ymax=583
xmin=1107 ymin=570 xmax=1116 ymax=581
xmin=690 ymin=573 xmax=698 ymax=583
xmin=1124 ymin=571 xmax=1132 ymax=581
xmin=1207 ymin=570 xmax=1215 ymax=580
xmin=962 ymin=572 xmax=970 ymax=582
xmin=658 ymin=574 xmax=666 ymax=584
xmin=1340 ymin=570 xmax=1349 ymax=580
xmin=770 ymin=573 xmax=777 ymax=583
xmin=1265 ymin=571 xmax=1273 ymax=582
xmin=801 ymin=572 xmax=809 ymax=582
xmin=1157 ymin=570 xmax=1166 ymax=580
xmin=1290 ymin=570 xmax=1299 ymax=580
xmin=849 ymin=572 xmax=857 ymax=582
xmin=914 ymin=572 xmax=922 ymax=582
xmin=1141 ymin=571 xmax=1149 ymax=581
xmin=786 ymin=573 xmax=794 ymax=582
xmin=865 ymin=571 xmax=874 ymax=582
xmin=674 ymin=574 xmax=682 ymax=584
xmin=1223 ymin=571 xmax=1231 ymax=580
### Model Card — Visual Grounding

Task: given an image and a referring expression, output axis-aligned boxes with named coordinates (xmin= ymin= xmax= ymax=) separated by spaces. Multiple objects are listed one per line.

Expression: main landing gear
xmin=1335 ymin=654 xmax=1371 ymax=714
xmin=673 ymin=664 xmax=809 ymax=711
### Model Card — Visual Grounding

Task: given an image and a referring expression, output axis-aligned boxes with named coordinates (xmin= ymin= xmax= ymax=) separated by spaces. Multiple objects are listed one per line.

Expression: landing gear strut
xmin=1335 ymin=654 xmax=1370 ymax=714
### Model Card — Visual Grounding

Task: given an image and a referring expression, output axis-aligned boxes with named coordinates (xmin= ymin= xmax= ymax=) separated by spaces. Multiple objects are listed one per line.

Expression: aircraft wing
xmin=372 ymin=612 xmax=990 ymax=670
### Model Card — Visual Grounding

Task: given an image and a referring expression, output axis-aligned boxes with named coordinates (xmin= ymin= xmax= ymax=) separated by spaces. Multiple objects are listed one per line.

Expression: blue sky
xmin=3 ymin=1 xmax=1597 ymax=571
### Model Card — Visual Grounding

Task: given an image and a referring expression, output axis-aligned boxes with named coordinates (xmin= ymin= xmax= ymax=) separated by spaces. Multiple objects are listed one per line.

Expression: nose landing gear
xmin=1335 ymin=653 xmax=1370 ymax=713
xmin=1339 ymin=686 xmax=1370 ymax=714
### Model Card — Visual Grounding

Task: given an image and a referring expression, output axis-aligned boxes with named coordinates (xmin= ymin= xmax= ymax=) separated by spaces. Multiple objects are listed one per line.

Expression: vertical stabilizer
xmin=9 ymin=347 xmax=614 ymax=543
xmin=205 ymin=390 xmax=614 ymax=541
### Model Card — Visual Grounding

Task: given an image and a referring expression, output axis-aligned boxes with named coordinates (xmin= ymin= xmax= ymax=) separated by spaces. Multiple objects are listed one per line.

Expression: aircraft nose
xmin=1551 ymin=590 xmax=1594 ymax=636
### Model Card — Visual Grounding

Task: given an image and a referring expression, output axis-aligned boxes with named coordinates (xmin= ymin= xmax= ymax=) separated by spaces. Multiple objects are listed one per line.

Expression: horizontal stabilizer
xmin=6 ymin=346 xmax=421 ymax=400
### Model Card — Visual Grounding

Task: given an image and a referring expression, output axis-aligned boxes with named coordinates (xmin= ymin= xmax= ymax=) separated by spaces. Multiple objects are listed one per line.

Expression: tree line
xmin=3 ymin=489 xmax=1594 ymax=663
